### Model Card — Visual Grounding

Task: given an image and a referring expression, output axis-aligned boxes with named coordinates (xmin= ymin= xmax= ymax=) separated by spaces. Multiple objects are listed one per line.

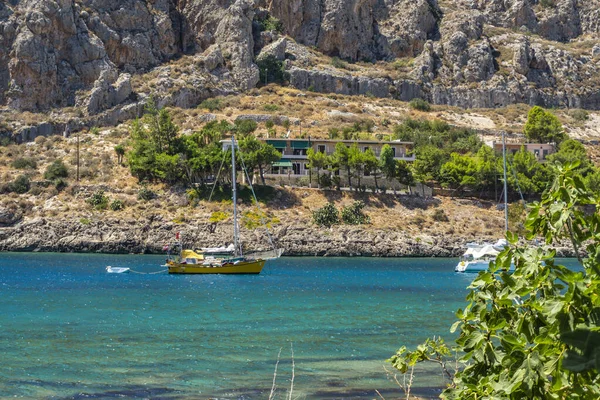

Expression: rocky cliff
xmin=0 ymin=0 xmax=599 ymax=122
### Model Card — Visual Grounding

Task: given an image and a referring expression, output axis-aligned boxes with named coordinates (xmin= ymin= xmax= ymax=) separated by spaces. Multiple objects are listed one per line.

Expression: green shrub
xmin=257 ymin=15 xmax=283 ymax=33
xmin=257 ymin=55 xmax=288 ymax=85
xmin=331 ymin=57 xmax=348 ymax=69
xmin=0 ymin=136 xmax=12 ymax=146
xmin=9 ymin=175 xmax=31 ymax=194
xmin=109 ymin=199 xmax=125 ymax=211
xmin=409 ymin=98 xmax=431 ymax=112
xmin=265 ymin=119 xmax=275 ymax=129
xmin=318 ymin=174 xmax=333 ymax=189
xmin=53 ymin=178 xmax=68 ymax=192
xmin=114 ymin=144 xmax=126 ymax=164
xmin=87 ymin=190 xmax=109 ymax=210
xmin=44 ymin=160 xmax=69 ymax=180
xmin=431 ymin=208 xmax=449 ymax=222
xmin=199 ymin=98 xmax=223 ymax=112
xmin=138 ymin=186 xmax=156 ymax=201
xmin=570 ymin=109 xmax=589 ymax=122
xmin=341 ymin=201 xmax=370 ymax=225
xmin=90 ymin=126 xmax=100 ymax=135
xmin=79 ymin=218 xmax=91 ymax=225
xmin=263 ymin=104 xmax=280 ymax=112
xmin=234 ymin=119 xmax=258 ymax=135
xmin=12 ymin=157 xmax=37 ymax=170
xmin=312 ymin=203 xmax=340 ymax=227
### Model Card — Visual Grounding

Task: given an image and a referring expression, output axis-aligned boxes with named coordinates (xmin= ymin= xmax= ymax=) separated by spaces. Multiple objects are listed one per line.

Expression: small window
xmin=304 ymin=163 xmax=309 ymax=170
xmin=391 ymin=147 xmax=396 ymax=157
xmin=364 ymin=146 xmax=369 ymax=152
xmin=318 ymin=145 xmax=326 ymax=153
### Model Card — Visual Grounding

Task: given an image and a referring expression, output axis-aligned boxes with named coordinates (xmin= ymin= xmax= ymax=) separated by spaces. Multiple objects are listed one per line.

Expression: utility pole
xmin=76 ymin=129 xmax=80 ymax=182
xmin=502 ymin=132 xmax=508 ymax=232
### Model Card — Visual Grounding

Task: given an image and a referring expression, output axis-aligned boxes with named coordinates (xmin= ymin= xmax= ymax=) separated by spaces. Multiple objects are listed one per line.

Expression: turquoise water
xmin=0 ymin=254 xmax=487 ymax=399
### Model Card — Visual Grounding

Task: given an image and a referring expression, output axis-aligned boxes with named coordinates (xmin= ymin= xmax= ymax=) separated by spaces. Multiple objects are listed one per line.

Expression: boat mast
xmin=231 ymin=134 xmax=240 ymax=256
xmin=502 ymin=131 xmax=509 ymax=232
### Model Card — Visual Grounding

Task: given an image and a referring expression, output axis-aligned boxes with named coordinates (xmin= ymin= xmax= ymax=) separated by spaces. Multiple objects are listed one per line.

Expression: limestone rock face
xmin=5 ymin=0 xmax=118 ymax=111
xmin=264 ymin=0 xmax=440 ymax=61
xmin=82 ymin=0 xmax=179 ymax=71
xmin=0 ymin=0 xmax=599 ymax=114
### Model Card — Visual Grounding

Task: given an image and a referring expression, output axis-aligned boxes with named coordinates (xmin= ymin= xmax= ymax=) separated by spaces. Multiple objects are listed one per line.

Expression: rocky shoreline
xmin=0 ymin=216 xmax=577 ymax=258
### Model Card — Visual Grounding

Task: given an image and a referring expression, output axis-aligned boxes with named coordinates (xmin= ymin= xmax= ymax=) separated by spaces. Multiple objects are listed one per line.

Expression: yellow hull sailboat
xmin=166 ymin=249 xmax=267 ymax=274
xmin=165 ymin=133 xmax=282 ymax=274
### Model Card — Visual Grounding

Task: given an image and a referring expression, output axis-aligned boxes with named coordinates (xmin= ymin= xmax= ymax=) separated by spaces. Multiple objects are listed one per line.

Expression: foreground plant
xmin=390 ymin=163 xmax=600 ymax=399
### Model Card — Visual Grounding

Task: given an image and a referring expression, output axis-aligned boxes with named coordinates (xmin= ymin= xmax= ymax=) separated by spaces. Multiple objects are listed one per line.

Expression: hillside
xmin=1 ymin=0 xmax=599 ymax=255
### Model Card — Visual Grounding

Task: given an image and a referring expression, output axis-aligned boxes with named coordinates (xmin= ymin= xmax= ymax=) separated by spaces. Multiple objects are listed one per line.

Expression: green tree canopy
xmin=363 ymin=148 xmax=380 ymax=191
xmin=307 ymin=148 xmax=329 ymax=188
xmin=412 ymin=145 xmax=446 ymax=183
xmin=524 ymin=106 xmax=565 ymax=144
xmin=439 ymin=153 xmax=477 ymax=191
xmin=379 ymin=144 xmax=396 ymax=182
xmin=348 ymin=144 xmax=366 ymax=189
xmin=240 ymin=135 xmax=281 ymax=185
xmin=332 ymin=142 xmax=352 ymax=188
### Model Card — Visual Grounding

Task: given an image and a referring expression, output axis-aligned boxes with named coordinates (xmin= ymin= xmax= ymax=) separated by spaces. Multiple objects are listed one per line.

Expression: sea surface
xmin=0 ymin=254 xmax=578 ymax=399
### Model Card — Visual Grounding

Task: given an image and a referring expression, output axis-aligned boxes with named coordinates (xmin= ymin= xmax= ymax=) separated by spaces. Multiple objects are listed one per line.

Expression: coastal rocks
xmin=0 ymin=215 xmax=581 ymax=258
xmin=0 ymin=207 xmax=22 ymax=227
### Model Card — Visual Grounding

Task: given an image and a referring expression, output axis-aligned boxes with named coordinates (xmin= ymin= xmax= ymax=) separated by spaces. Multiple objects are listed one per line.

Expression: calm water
xmin=0 ymin=254 xmax=559 ymax=399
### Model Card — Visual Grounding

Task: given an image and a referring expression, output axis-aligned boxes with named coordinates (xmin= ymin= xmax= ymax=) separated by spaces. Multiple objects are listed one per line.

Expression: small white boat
xmin=106 ymin=266 xmax=130 ymax=274
xmin=455 ymin=239 xmax=514 ymax=273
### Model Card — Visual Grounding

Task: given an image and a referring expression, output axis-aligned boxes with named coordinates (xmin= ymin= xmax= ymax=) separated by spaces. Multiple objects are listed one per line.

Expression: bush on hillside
xmin=44 ymin=160 xmax=69 ymax=180
xmin=341 ymin=201 xmax=370 ymax=225
xmin=12 ymin=157 xmax=37 ymax=170
xmin=87 ymin=190 xmax=109 ymax=210
xmin=312 ymin=203 xmax=340 ymax=227
xmin=9 ymin=175 xmax=31 ymax=194
xmin=409 ymin=98 xmax=431 ymax=112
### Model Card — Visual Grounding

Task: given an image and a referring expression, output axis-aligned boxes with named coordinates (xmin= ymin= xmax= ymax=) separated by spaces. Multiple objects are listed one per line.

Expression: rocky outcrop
xmin=264 ymin=0 xmax=440 ymax=61
xmin=289 ymin=67 xmax=391 ymax=97
xmin=0 ymin=207 xmax=22 ymax=227
xmin=82 ymin=0 xmax=179 ymax=72
xmin=0 ymin=216 xmax=578 ymax=257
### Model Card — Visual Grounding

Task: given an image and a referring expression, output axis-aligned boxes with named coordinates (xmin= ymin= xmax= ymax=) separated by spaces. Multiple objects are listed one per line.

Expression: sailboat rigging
xmin=455 ymin=132 xmax=514 ymax=273
xmin=165 ymin=134 xmax=283 ymax=274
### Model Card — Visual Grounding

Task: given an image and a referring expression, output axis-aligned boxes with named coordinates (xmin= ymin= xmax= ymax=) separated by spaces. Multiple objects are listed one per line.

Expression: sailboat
xmin=455 ymin=132 xmax=514 ymax=273
xmin=165 ymin=134 xmax=283 ymax=274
